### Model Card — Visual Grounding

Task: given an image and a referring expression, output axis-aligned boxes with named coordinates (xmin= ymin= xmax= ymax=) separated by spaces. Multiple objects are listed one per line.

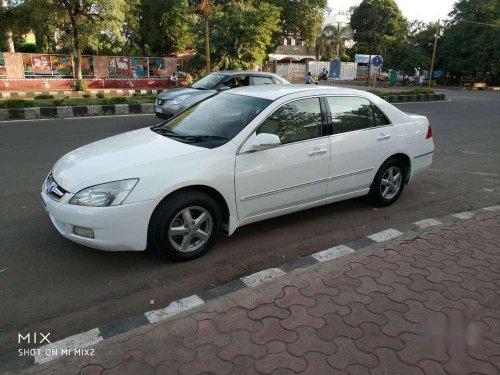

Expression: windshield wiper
xmin=152 ymin=128 xmax=227 ymax=142
xmin=182 ymin=135 xmax=228 ymax=142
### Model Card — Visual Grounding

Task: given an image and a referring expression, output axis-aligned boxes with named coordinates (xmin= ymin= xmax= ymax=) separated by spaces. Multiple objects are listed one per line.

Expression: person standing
xmin=418 ymin=72 xmax=425 ymax=87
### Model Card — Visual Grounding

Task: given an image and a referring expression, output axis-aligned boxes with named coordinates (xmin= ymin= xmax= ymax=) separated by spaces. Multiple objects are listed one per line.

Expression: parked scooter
xmin=318 ymin=71 xmax=328 ymax=81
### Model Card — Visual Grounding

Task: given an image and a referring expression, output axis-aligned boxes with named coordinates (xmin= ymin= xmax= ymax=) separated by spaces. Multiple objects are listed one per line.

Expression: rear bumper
xmin=41 ymin=191 xmax=159 ymax=251
xmin=412 ymin=151 xmax=434 ymax=177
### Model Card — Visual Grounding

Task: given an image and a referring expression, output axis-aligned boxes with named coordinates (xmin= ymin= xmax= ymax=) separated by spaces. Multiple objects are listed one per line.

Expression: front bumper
xmin=41 ymin=190 xmax=159 ymax=251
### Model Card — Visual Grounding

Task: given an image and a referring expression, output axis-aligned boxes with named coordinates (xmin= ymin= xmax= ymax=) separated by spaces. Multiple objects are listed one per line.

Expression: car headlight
xmin=171 ymin=95 xmax=190 ymax=105
xmin=69 ymin=179 xmax=139 ymax=207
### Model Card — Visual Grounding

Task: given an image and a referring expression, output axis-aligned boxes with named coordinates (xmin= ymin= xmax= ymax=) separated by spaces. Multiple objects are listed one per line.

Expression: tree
xmin=196 ymin=0 xmax=281 ymax=71
xmin=1 ymin=0 xmax=15 ymax=52
xmin=350 ymin=0 xmax=406 ymax=55
xmin=440 ymin=0 xmax=500 ymax=83
xmin=268 ymin=0 xmax=328 ymax=46
xmin=198 ymin=0 xmax=214 ymax=74
xmin=135 ymin=0 xmax=194 ymax=56
xmin=5 ymin=0 xmax=133 ymax=78
xmin=315 ymin=24 xmax=346 ymax=61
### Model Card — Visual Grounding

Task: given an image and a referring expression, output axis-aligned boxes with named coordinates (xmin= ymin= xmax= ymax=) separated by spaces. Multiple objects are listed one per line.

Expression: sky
xmin=327 ymin=0 xmax=457 ymax=23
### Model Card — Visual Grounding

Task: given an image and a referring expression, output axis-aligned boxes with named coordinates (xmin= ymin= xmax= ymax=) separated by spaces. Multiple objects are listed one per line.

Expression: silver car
xmin=155 ymin=71 xmax=289 ymax=119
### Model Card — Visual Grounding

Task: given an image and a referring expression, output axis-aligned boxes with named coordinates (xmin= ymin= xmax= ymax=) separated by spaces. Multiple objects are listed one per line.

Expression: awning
xmin=268 ymin=54 xmax=317 ymax=61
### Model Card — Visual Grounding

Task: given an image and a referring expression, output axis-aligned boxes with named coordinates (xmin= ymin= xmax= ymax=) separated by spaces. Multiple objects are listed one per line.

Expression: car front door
xmin=325 ymin=96 xmax=395 ymax=197
xmin=235 ymin=97 xmax=330 ymax=220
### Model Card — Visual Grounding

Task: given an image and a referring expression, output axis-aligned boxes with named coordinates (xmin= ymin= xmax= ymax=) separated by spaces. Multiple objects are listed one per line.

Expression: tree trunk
xmin=69 ymin=13 xmax=82 ymax=80
xmin=204 ymin=16 xmax=210 ymax=74
xmin=2 ymin=0 xmax=15 ymax=52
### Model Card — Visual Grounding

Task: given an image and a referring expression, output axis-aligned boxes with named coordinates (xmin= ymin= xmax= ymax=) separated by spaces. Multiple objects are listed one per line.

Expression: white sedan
xmin=41 ymin=85 xmax=434 ymax=260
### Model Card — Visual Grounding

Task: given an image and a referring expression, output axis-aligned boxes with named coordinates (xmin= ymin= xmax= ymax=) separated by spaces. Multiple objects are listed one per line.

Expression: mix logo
xmin=18 ymin=333 xmax=51 ymax=345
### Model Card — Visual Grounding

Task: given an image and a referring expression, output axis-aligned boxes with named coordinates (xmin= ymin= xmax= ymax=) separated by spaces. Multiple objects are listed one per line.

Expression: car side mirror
xmin=251 ymin=133 xmax=281 ymax=151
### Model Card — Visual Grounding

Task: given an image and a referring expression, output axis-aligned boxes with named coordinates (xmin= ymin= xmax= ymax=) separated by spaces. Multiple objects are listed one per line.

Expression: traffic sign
xmin=372 ymin=55 xmax=383 ymax=68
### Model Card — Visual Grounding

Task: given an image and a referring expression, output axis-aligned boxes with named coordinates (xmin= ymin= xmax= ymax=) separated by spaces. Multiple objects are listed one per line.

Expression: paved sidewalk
xmin=20 ymin=211 xmax=500 ymax=375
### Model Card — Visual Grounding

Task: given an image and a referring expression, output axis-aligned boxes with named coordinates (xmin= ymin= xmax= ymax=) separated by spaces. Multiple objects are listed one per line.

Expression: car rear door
xmin=325 ymin=96 xmax=395 ymax=197
xmin=235 ymin=97 xmax=330 ymax=220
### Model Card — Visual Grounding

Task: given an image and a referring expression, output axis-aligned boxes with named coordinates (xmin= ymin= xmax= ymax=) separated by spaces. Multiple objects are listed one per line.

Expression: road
xmin=1 ymin=90 xmax=499 ymax=356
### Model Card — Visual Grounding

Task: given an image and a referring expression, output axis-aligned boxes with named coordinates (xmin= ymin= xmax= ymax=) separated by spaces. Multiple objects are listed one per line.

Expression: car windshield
xmin=153 ymin=94 xmax=272 ymax=148
xmin=190 ymin=73 xmax=226 ymax=90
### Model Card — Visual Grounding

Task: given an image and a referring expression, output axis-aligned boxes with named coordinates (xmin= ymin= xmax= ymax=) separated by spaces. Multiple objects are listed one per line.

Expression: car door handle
xmin=308 ymin=149 xmax=328 ymax=156
xmin=377 ymin=134 xmax=391 ymax=141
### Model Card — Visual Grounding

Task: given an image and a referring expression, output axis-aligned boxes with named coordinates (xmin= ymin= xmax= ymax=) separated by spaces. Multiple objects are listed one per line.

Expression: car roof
xmin=225 ymin=84 xmax=366 ymax=101
xmin=213 ymin=70 xmax=282 ymax=78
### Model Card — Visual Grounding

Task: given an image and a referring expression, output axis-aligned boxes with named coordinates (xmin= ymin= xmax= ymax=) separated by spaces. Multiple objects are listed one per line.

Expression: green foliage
xmin=374 ymin=88 xmax=434 ymax=97
xmin=440 ymin=0 xmax=500 ymax=83
xmin=82 ymin=93 xmax=91 ymax=98
xmin=34 ymin=94 xmax=54 ymax=100
xmin=269 ymin=0 xmax=328 ymax=46
xmin=197 ymin=1 xmax=282 ymax=70
xmin=106 ymin=97 xmax=128 ymax=105
xmin=135 ymin=0 xmax=194 ymax=55
xmin=340 ymin=53 xmax=350 ymax=62
xmin=96 ymin=92 xmax=105 ymax=99
xmin=316 ymin=24 xmax=345 ymax=61
xmin=351 ymin=0 xmax=407 ymax=54
xmin=52 ymin=99 xmax=64 ymax=106
xmin=73 ymin=79 xmax=88 ymax=92
xmin=0 ymin=99 xmax=34 ymax=109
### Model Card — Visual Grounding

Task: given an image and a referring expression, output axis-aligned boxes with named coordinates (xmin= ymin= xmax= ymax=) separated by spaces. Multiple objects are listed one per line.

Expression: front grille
xmin=45 ymin=173 xmax=67 ymax=201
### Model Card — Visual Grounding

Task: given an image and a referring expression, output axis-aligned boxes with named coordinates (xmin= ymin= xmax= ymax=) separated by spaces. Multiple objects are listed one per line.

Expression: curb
xmin=1 ymin=204 xmax=499 ymax=373
xmin=0 ymin=103 xmax=154 ymax=121
xmin=384 ymin=93 xmax=446 ymax=103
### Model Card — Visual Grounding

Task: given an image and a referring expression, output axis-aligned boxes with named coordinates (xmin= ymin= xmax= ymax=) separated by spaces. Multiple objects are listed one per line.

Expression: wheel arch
xmin=385 ymin=153 xmax=412 ymax=183
xmin=149 ymin=184 xmax=231 ymax=233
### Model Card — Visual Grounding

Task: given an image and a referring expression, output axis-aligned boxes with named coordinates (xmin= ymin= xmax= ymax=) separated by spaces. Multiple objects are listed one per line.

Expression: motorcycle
xmin=318 ymin=71 xmax=328 ymax=81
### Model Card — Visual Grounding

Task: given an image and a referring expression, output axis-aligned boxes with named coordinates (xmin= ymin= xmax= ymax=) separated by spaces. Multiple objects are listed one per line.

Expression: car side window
xmin=326 ymin=96 xmax=375 ymax=135
xmin=256 ymin=98 xmax=322 ymax=144
xmin=372 ymin=104 xmax=391 ymax=126
xmin=221 ymin=75 xmax=249 ymax=89
xmin=251 ymin=76 xmax=274 ymax=85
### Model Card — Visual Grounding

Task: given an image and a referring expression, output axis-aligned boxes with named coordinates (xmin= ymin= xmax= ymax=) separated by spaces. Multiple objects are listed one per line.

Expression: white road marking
xmin=312 ymin=245 xmax=354 ymax=262
xmin=483 ymin=188 xmax=495 ymax=192
xmin=451 ymin=211 xmax=475 ymax=220
xmin=414 ymin=218 xmax=442 ymax=229
xmin=368 ymin=229 xmax=403 ymax=242
xmin=484 ymin=205 xmax=500 ymax=212
xmin=241 ymin=268 xmax=286 ymax=288
xmin=0 ymin=268 xmax=6 ymax=273
xmin=144 ymin=295 xmax=204 ymax=324
xmin=34 ymin=328 xmax=103 ymax=364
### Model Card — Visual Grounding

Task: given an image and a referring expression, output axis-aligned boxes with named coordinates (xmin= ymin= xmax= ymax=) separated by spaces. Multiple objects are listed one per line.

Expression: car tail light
xmin=426 ymin=124 xmax=433 ymax=139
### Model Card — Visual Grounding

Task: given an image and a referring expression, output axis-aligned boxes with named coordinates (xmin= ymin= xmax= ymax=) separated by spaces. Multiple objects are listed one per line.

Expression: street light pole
xmin=428 ymin=19 xmax=440 ymax=88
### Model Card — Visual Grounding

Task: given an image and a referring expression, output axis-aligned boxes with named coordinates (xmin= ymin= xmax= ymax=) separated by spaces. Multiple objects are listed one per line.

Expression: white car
xmin=41 ymin=85 xmax=434 ymax=260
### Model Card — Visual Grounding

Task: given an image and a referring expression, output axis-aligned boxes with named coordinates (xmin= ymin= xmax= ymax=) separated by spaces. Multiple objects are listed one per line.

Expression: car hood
xmin=157 ymin=87 xmax=217 ymax=99
xmin=52 ymin=128 xmax=204 ymax=192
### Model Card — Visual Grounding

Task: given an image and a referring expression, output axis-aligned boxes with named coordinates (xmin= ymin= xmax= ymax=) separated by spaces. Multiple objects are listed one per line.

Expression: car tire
xmin=368 ymin=158 xmax=406 ymax=207
xmin=149 ymin=190 xmax=222 ymax=261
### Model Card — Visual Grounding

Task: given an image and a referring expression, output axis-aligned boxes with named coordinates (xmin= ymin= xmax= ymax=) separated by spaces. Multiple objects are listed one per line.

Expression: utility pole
xmin=2 ymin=0 xmax=15 ymax=52
xmin=428 ymin=19 xmax=440 ymax=88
